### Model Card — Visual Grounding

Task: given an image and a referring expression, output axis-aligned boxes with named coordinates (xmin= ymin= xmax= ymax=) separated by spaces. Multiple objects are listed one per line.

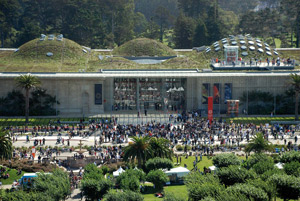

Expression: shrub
xmin=284 ymin=161 xmax=300 ymax=176
xmin=252 ymin=159 xmax=274 ymax=175
xmin=81 ymin=179 xmax=112 ymax=200
xmin=105 ymin=190 xmax=144 ymax=201
xmin=145 ymin=157 xmax=173 ymax=171
xmin=268 ymin=174 xmax=300 ymax=200
xmin=212 ymin=154 xmax=240 ymax=168
xmin=243 ymin=153 xmax=273 ymax=169
xmin=83 ymin=163 xmax=103 ymax=180
xmin=260 ymin=168 xmax=284 ymax=181
xmin=146 ymin=170 xmax=169 ymax=192
xmin=280 ymin=151 xmax=300 ymax=163
xmin=185 ymin=172 xmax=224 ymax=201
xmin=116 ymin=169 xmax=145 ymax=192
xmin=187 ymin=182 xmax=224 ymax=201
xmin=226 ymin=183 xmax=268 ymax=201
xmin=217 ymin=166 xmax=256 ymax=186
xmin=101 ymin=165 xmax=109 ymax=175
xmin=247 ymin=178 xmax=276 ymax=201
xmin=33 ymin=169 xmax=71 ymax=201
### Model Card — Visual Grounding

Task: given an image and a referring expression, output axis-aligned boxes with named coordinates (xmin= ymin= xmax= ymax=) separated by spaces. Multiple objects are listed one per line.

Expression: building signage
xmin=95 ymin=84 xmax=102 ymax=105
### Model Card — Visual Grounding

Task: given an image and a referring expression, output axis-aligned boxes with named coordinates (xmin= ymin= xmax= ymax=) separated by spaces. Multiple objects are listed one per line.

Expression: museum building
xmin=0 ymin=70 xmax=291 ymax=116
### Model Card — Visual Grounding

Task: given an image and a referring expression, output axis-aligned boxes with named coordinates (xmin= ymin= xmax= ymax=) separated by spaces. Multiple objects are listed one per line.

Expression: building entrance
xmin=113 ymin=78 xmax=186 ymax=112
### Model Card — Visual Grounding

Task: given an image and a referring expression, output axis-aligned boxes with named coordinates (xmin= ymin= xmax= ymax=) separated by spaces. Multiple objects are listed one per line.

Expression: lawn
xmin=0 ymin=168 xmax=26 ymax=185
xmin=172 ymin=156 xmax=214 ymax=172
xmin=224 ymin=116 xmax=295 ymax=124
xmin=143 ymin=185 xmax=188 ymax=201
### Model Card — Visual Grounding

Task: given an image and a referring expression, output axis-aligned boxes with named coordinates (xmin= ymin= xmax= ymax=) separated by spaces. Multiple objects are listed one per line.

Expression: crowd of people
xmin=7 ymin=112 xmax=300 ymax=163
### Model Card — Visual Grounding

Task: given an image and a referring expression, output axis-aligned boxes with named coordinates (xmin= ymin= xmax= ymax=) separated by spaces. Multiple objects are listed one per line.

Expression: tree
xmin=0 ymin=130 xmax=12 ymax=160
xmin=212 ymin=154 xmax=241 ymax=168
xmin=193 ymin=19 xmax=208 ymax=47
xmin=81 ymin=179 xmax=112 ymax=201
xmin=289 ymin=73 xmax=300 ymax=120
xmin=83 ymin=164 xmax=103 ymax=180
xmin=280 ymin=151 xmax=300 ymax=163
xmin=149 ymin=138 xmax=173 ymax=159
xmin=123 ymin=136 xmax=151 ymax=168
xmin=116 ymin=169 xmax=144 ymax=192
xmin=15 ymin=74 xmax=41 ymax=123
xmin=105 ymin=190 xmax=144 ymax=201
xmin=146 ymin=170 xmax=169 ymax=192
xmin=154 ymin=6 xmax=173 ymax=42
xmin=33 ymin=170 xmax=71 ymax=201
xmin=185 ymin=172 xmax=224 ymax=201
xmin=217 ymin=166 xmax=256 ymax=186
xmin=283 ymin=161 xmax=300 ymax=176
xmin=269 ymin=174 xmax=300 ymax=201
xmin=225 ymin=183 xmax=268 ymax=201
xmin=245 ymin=132 xmax=273 ymax=154
xmin=145 ymin=157 xmax=173 ymax=171
xmin=173 ymin=13 xmax=195 ymax=48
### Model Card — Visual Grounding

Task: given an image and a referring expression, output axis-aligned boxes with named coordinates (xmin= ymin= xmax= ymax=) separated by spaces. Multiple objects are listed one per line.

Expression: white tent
xmin=113 ymin=167 xmax=125 ymax=177
xmin=164 ymin=167 xmax=190 ymax=177
xmin=275 ymin=162 xmax=284 ymax=169
xmin=209 ymin=166 xmax=217 ymax=171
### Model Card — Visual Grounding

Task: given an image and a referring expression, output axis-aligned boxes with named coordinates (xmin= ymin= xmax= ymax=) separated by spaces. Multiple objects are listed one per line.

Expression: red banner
xmin=208 ymin=96 xmax=213 ymax=124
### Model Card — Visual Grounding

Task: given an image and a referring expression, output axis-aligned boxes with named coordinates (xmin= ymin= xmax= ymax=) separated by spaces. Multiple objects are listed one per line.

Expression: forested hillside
xmin=0 ymin=0 xmax=299 ymax=49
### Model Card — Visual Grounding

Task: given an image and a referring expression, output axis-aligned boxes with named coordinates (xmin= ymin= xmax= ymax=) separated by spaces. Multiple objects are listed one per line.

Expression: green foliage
xmin=217 ymin=165 xmax=256 ymax=186
xmin=226 ymin=183 xmax=268 ymax=201
xmin=0 ymin=130 xmax=12 ymax=160
xmin=123 ymin=136 xmax=151 ymax=168
xmin=173 ymin=13 xmax=195 ymax=48
xmin=104 ymin=190 xmax=144 ymax=201
xmin=252 ymin=157 xmax=274 ymax=174
xmin=187 ymin=182 xmax=224 ymax=201
xmin=247 ymin=179 xmax=276 ymax=201
xmin=146 ymin=170 xmax=169 ymax=192
xmin=33 ymin=170 xmax=70 ymax=201
xmin=81 ymin=179 xmax=112 ymax=200
xmin=280 ymin=150 xmax=300 ymax=163
xmin=260 ymin=168 xmax=285 ymax=181
xmin=0 ymin=89 xmax=58 ymax=116
xmin=112 ymin=38 xmax=175 ymax=56
xmin=244 ymin=153 xmax=272 ymax=168
xmin=245 ymin=133 xmax=273 ymax=153
xmin=284 ymin=161 xmax=300 ymax=176
xmin=101 ymin=165 xmax=109 ymax=175
xmin=145 ymin=157 xmax=173 ymax=171
xmin=212 ymin=153 xmax=241 ymax=168
xmin=149 ymin=138 xmax=173 ymax=159
xmin=1 ymin=190 xmax=52 ymax=201
xmin=83 ymin=164 xmax=103 ymax=180
xmin=116 ymin=169 xmax=144 ymax=192
xmin=268 ymin=174 xmax=300 ymax=200
xmin=185 ymin=172 xmax=224 ymax=201
xmin=120 ymin=176 xmax=140 ymax=192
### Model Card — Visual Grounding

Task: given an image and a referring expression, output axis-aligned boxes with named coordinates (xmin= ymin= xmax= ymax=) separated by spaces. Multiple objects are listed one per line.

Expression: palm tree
xmin=290 ymin=73 xmax=300 ymax=120
xmin=149 ymin=137 xmax=173 ymax=159
xmin=123 ymin=136 xmax=151 ymax=168
xmin=245 ymin=132 xmax=273 ymax=154
xmin=15 ymin=74 xmax=41 ymax=123
xmin=0 ymin=130 xmax=12 ymax=160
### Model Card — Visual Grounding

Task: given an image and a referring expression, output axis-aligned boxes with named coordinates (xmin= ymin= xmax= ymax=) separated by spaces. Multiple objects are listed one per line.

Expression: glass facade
xmin=113 ymin=78 xmax=186 ymax=111
xmin=113 ymin=78 xmax=137 ymax=110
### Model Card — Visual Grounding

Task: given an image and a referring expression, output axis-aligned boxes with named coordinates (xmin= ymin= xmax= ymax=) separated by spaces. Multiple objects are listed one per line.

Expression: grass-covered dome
xmin=112 ymin=38 xmax=176 ymax=56
xmin=13 ymin=36 xmax=85 ymax=60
